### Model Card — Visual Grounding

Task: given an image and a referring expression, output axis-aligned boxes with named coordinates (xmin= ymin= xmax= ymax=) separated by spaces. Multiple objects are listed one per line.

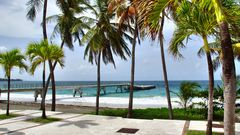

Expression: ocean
xmin=0 ymin=80 xmax=222 ymax=98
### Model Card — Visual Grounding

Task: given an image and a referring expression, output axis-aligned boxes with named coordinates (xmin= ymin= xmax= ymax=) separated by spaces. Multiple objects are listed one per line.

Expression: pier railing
xmin=0 ymin=83 xmax=131 ymax=91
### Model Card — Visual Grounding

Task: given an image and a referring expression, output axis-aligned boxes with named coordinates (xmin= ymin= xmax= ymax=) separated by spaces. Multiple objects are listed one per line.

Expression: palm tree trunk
xmin=41 ymin=62 xmax=47 ymax=119
xmin=203 ymin=36 xmax=214 ymax=135
xmin=159 ymin=13 xmax=173 ymax=119
xmin=127 ymin=17 xmax=137 ymax=118
xmin=6 ymin=75 xmax=10 ymax=116
xmin=49 ymin=61 xmax=56 ymax=111
xmin=42 ymin=41 xmax=64 ymax=111
xmin=221 ymin=22 xmax=236 ymax=135
xmin=212 ymin=1 xmax=236 ymax=135
xmin=40 ymin=61 xmax=46 ymax=110
xmin=220 ymin=22 xmax=236 ymax=135
xmin=206 ymin=52 xmax=214 ymax=135
xmin=96 ymin=51 xmax=101 ymax=115
xmin=44 ymin=41 xmax=64 ymax=98
xmin=42 ymin=0 xmax=48 ymax=40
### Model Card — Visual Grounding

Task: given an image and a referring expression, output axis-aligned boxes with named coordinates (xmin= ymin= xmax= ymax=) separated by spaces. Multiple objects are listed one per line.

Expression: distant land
xmin=0 ymin=78 xmax=22 ymax=81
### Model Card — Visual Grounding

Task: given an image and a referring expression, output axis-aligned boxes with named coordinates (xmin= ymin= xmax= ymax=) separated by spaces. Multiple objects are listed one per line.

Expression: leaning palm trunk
xmin=6 ymin=76 xmax=11 ymax=116
xmin=42 ymin=41 xmax=64 ymax=111
xmin=127 ymin=18 xmax=137 ymax=118
xmin=96 ymin=52 xmax=101 ymax=115
xmin=160 ymin=13 xmax=173 ymax=119
xmin=202 ymin=35 xmax=215 ymax=135
xmin=212 ymin=1 xmax=236 ymax=135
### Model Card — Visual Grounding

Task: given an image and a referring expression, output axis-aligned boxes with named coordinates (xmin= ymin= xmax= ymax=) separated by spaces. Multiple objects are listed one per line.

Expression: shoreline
xmin=0 ymin=93 xmax=184 ymax=109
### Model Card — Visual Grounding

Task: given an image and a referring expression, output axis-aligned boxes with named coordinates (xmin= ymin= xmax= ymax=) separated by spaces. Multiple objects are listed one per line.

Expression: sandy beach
xmin=0 ymin=92 xmax=209 ymax=113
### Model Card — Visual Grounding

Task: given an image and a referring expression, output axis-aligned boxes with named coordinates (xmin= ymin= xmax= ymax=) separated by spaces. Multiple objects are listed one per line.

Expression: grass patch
xmin=0 ymin=114 xmax=19 ymax=120
xmin=187 ymin=130 xmax=223 ymax=135
xmin=26 ymin=117 xmax=62 ymax=124
xmin=91 ymin=108 xmax=224 ymax=121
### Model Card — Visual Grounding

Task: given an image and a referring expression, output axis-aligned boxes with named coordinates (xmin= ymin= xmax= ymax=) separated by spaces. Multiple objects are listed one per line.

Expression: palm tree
xmin=82 ymin=0 xmax=131 ymax=115
xmin=26 ymin=0 xmax=49 ymax=102
xmin=45 ymin=0 xmax=90 ymax=111
xmin=26 ymin=40 xmax=64 ymax=118
xmin=108 ymin=0 xmax=140 ymax=118
xmin=0 ymin=49 xmax=27 ymax=116
xmin=134 ymin=0 xmax=180 ymax=119
xmin=202 ymin=1 xmax=237 ymax=134
xmin=168 ymin=1 xmax=218 ymax=133
xmin=171 ymin=82 xmax=200 ymax=110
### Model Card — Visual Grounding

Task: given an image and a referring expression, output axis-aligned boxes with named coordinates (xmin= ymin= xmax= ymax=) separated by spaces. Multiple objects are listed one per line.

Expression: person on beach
xmin=34 ymin=89 xmax=42 ymax=102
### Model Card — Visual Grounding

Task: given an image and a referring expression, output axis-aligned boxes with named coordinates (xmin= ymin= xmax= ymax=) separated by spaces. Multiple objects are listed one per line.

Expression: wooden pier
xmin=0 ymin=83 xmax=130 ymax=96
xmin=0 ymin=83 xmax=156 ymax=101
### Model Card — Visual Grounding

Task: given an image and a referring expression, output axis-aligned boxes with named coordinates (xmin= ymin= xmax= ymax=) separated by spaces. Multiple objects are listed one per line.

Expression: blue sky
xmin=0 ymin=0 xmax=238 ymax=81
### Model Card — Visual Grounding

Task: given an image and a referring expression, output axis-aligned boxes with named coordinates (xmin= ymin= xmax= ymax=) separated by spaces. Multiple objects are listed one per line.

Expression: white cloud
xmin=0 ymin=0 xmax=59 ymax=38
xmin=0 ymin=46 xmax=7 ymax=52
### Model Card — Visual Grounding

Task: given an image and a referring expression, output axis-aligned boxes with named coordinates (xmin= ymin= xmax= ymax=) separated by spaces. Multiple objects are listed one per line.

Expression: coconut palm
xmin=134 ymin=0 xmax=182 ymax=119
xmin=108 ymin=0 xmax=140 ymax=118
xmin=26 ymin=40 xmax=64 ymax=118
xmin=26 ymin=0 xmax=49 ymax=100
xmin=168 ymin=1 xmax=218 ymax=133
xmin=202 ymin=0 xmax=237 ymax=133
xmin=0 ymin=49 xmax=27 ymax=116
xmin=171 ymin=82 xmax=200 ymax=110
xmin=82 ymin=0 xmax=131 ymax=115
xmin=45 ymin=0 xmax=90 ymax=111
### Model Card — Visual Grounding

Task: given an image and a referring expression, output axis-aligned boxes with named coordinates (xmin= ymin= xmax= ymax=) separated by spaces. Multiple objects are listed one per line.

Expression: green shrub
xmin=94 ymin=108 xmax=223 ymax=121
xmin=0 ymin=114 xmax=19 ymax=120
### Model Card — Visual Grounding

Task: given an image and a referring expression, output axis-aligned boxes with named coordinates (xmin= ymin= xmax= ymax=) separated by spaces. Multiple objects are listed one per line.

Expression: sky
xmin=0 ymin=0 xmax=239 ymax=81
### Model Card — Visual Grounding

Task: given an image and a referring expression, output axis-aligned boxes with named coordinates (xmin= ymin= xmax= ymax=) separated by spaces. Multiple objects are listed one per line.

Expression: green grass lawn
xmin=26 ymin=117 xmax=62 ymax=124
xmin=91 ymin=108 xmax=224 ymax=121
xmin=187 ymin=130 xmax=223 ymax=135
xmin=0 ymin=114 xmax=19 ymax=120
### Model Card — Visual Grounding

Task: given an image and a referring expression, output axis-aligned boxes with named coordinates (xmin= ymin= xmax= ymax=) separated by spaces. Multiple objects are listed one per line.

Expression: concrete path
xmin=0 ymin=110 xmax=186 ymax=135
xmin=0 ymin=110 xmax=238 ymax=135
xmin=189 ymin=120 xmax=240 ymax=135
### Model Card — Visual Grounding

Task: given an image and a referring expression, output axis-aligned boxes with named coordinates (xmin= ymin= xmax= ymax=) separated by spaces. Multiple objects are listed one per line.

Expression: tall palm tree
xmin=45 ymin=0 xmax=90 ymax=111
xmin=199 ymin=1 xmax=240 ymax=134
xmin=108 ymin=0 xmax=140 ymax=118
xmin=82 ymin=0 xmax=131 ymax=115
xmin=26 ymin=0 xmax=49 ymax=100
xmin=26 ymin=40 xmax=64 ymax=118
xmin=0 ymin=49 xmax=27 ymax=116
xmin=168 ymin=1 xmax=218 ymax=133
xmin=134 ymin=0 xmax=180 ymax=119
xmin=211 ymin=1 xmax=236 ymax=134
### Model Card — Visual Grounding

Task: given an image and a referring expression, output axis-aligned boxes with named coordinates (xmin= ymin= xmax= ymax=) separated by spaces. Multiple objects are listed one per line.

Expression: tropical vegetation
xmin=26 ymin=40 xmax=64 ymax=118
xmin=0 ymin=49 xmax=28 ymax=116
xmin=0 ymin=0 xmax=236 ymax=134
xmin=81 ymin=0 xmax=131 ymax=115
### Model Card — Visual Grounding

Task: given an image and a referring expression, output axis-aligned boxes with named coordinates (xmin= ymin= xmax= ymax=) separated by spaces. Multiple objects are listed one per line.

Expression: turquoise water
xmin=0 ymin=80 xmax=222 ymax=98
